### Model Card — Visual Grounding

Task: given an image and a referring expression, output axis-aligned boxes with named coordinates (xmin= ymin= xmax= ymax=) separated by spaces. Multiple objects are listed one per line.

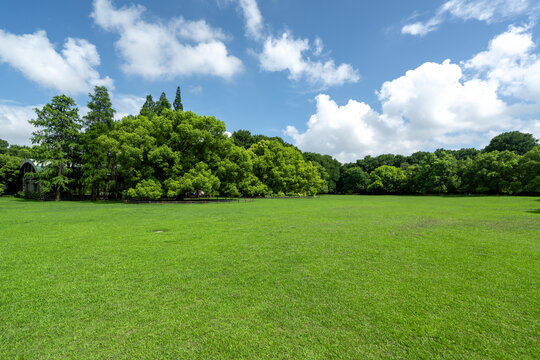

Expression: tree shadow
xmin=526 ymin=209 xmax=540 ymax=214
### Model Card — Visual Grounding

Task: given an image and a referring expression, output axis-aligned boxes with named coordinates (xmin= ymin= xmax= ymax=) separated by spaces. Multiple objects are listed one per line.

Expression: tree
xmin=518 ymin=146 xmax=540 ymax=194
xmin=82 ymin=86 xmax=116 ymax=200
xmin=6 ymin=144 xmax=32 ymax=159
xmin=412 ymin=152 xmax=460 ymax=194
xmin=463 ymin=151 xmax=522 ymax=194
xmin=367 ymin=165 xmax=406 ymax=193
xmin=84 ymin=86 xmax=115 ymax=132
xmin=232 ymin=129 xmax=255 ymax=149
xmin=341 ymin=166 xmax=369 ymax=194
xmin=484 ymin=131 xmax=538 ymax=155
xmin=0 ymin=139 xmax=8 ymax=154
xmin=126 ymin=179 xmax=163 ymax=200
xmin=140 ymin=95 xmax=156 ymax=117
xmin=303 ymin=152 xmax=341 ymax=193
xmin=156 ymin=92 xmax=171 ymax=116
xmin=448 ymin=148 xmax=479 ymax=160
xmin=0 ymin=154 xmax=21 ymax=195
xmin=232 ymin=129 xmax=296 ymax=150
xmin=173 ymin=86 xmax=183 ymax=111
xmin=165 ymin=162 xmax=220 ymax=198
xmin=29 ymin=95 xmax=82 ymax=201
xmin=248 ymin=139 xmax=324 ymax=196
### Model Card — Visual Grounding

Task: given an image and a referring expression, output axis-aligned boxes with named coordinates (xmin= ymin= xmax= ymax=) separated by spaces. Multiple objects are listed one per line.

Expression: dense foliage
xmin=29 ymin=95 xmax=82 ymax=201
xmin=1 ymin=87 xmax=538 ymax=199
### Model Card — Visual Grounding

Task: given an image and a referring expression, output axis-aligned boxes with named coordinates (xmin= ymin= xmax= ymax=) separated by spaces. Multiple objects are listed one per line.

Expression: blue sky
xmin=1 ymin=0 xmax=539 ymax=162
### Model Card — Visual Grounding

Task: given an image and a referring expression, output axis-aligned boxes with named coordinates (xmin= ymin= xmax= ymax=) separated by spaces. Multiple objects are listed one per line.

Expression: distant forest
xmin=0 ymin=86 xmax=538 ymax=200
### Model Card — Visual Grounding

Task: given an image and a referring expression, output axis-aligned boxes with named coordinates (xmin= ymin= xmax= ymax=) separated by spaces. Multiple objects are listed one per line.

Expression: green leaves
xmin=126 ymin=179 xmax=163 ymax=200
xmin=248 ymin=140 xmax=324 ymax=196
xmin=483 ymin=131 xmax=538 ymax=155
xmin=29 ymin=95 xmax=82 ymax=200
xmin=173 ymin=86 xmax=183 ymax=111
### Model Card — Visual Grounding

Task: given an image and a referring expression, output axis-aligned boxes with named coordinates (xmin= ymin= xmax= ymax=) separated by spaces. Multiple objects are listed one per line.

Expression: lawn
xmin=0 ymin=195 xmax=538 ymax=359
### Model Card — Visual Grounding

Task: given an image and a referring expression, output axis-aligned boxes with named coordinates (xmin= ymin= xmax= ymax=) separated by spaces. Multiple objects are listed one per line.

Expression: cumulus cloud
xmin=402 ymin=0 xmax=537 ymax=36
xmin=91 ymin=0 xmax=243 ymax=79
xmin=234 ymin=0 xmax=358 ymax=87
xmin=259 ymin=33 xmax=359 ymax=87
xmin=0 ymin=103 xmax=38 ymax=146
xmin=237 ymin=0 xmax=264 ymax=40
xmin=464 ymin=25 xmax=540 ymax=102
xmin=286 ymin=95 xmax=389 ymax=162
xmin=287 ymin=27 xmax=540 ymax=162
xmin=0 ymin=30 xmax=113 ymax=95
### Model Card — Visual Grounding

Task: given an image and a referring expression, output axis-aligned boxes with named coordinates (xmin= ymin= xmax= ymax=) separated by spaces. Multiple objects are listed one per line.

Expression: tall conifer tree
xmin=140 ymin=95 xmax=156 ymax=117
xmin=156 ymin=92 xmax=171 ymax=116
xmin=29 ymin=95 xmax=82 ymax=201
xmin=82 ymin=86 xmax=116 ymax=200
xmin=173 ymin=86 xmax=183 ymax=111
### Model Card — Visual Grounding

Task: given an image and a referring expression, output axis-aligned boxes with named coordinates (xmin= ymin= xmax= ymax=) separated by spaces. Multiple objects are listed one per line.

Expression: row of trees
xmin=339 ymin=148 xmax=539 ymax=195
xmin=0 ymin=86 xmax=538 ymax=199
xmin=231 ymin=130 xmax=539 ymax=195
xmin=1 ymin=86 xmax=324 ymax=200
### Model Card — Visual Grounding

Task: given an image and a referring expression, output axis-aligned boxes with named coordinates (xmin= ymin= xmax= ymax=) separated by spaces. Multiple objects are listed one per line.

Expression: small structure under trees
xmin=20 ymin=159 xmax=43 ymax=194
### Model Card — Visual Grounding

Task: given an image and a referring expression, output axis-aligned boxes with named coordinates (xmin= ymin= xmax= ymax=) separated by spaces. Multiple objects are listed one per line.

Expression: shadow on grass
xmin=526 ymin=209 xmax=540 ymax=214
xmin=9 ymin=197 xmax=125 ymax=205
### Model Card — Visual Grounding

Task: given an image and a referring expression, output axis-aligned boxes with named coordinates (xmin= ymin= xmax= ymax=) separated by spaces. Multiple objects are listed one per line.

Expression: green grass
xmin=0 ymin=195 xmax=538 ymax=359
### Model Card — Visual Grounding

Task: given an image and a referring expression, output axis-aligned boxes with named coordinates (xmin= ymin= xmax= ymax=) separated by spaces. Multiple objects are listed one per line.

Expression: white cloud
xmin=402 ymin=0 xmax=537 ymax=36
xmin=91 ymin=0 xmax=243 ymax=80
xmin=287 ymin=27 xmax=540 ymax=162
xmin=234 ymin=0 xmax=358 ymax=87
xmin=464 ymin=25 xmax=540 ymax=102
xmin=111 ymin=94 xmax=146 ymax=120
xmin=286 ymin=95 xmax=389 ymax=162
xmin=0 ymin=30 xmax=113 ymax=95
xmin=0 ymin=103 xmax=38 ymax=146
xmin=259 ymin=33 xmax=359 ymax=87
xmin=188 ymin=85 xmax=203 ymax=95
xmin=237 ymin=0 xmax=263 ymax=40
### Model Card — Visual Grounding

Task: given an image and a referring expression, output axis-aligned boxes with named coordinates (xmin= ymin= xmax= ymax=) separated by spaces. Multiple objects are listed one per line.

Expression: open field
xmin=0 ymin=195 xmax=538 ymax=359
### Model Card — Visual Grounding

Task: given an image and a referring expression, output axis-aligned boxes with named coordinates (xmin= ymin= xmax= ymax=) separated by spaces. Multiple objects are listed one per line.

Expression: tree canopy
xmin=483 ymin=131 xmax=538 ymax=155
xmin=1 ymin=88 xmax=538 ymax=199
xmin=29 ymin=95 xmax=82 ymax=201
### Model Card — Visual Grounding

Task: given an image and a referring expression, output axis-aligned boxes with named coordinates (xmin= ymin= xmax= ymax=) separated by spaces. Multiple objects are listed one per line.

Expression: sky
xmin=0 ymin=0 xmax=539 ymax=163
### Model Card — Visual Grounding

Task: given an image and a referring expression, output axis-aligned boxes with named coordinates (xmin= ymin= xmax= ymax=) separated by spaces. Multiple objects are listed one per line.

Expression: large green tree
xmin=0 ymin=154 xmax=21 ymax=195
xmin=461 ymin=150 xmax=522 ymax=194
xmin=0 ymin=139 xmax=8 ymax=154
xmin=82 ymin=86 xmax=116 ymax=200
xmin=518 ymin=146 xmax=540 ymax=193
xmin=483 ymin=131 xmax=538 ymax=155
xmin=103 ymin=110 xmax=258 ymax=199
xmin=367 ymin=165 xmax=406 ymax=193
xmin=341 ymin=166 xmax=369 ymax=194
xmin=248 ymin=139 xmax=324 ymax=196
xmin=29 ymin=95 xmax=82 ymax=201
xmin=411 ymin=152 xmax=460 ymax=193
xmin=303 ymin=152 xmax=341 ymax=193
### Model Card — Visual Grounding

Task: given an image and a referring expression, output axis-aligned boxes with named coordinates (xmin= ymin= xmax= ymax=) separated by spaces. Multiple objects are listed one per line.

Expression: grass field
xmin=0 ymin=195 xmax=538 ymax=359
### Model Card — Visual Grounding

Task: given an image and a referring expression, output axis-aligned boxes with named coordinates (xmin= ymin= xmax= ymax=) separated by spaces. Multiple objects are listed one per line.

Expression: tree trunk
xmin=56 ymin=164 xmax=62 ymax=201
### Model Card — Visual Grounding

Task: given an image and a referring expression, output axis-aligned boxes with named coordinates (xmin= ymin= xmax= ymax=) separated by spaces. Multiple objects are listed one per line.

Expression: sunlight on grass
xmin=0 ymin=196 xmax=538 ymax=359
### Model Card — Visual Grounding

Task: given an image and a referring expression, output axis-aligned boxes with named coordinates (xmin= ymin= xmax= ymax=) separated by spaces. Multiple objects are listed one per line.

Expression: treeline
xmin=0 ymin=86 xmax=324 ymax=200
xmin=230 ymin=130 xmax=539 ymax=195
xmin=0 ymin=86 xmax=538 ymax=199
